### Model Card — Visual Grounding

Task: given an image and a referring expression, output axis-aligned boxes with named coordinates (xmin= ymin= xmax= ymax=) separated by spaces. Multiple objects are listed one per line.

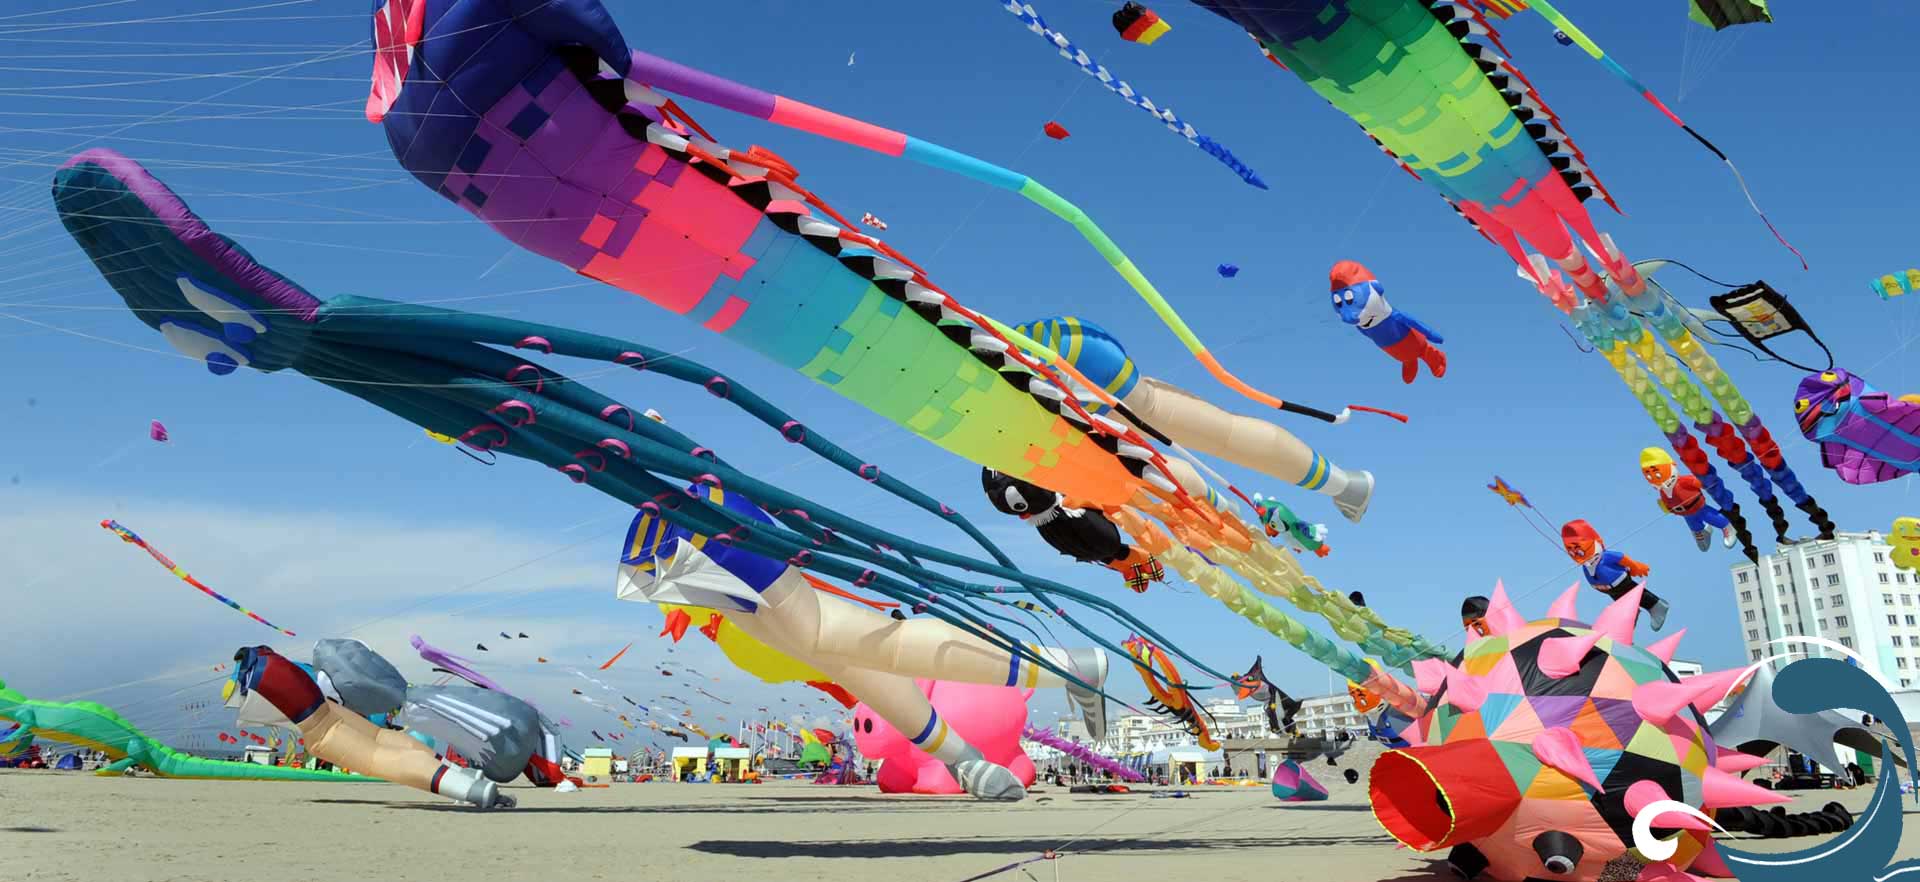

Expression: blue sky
xmin=2 ymin=1 xmax=1918 ymax=752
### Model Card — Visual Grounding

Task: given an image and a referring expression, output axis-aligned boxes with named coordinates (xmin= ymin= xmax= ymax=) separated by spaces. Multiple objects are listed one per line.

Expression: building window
xmin=1899 ymin=658 xmax=1909 ymax=670
xmin=1828 ymin=574 xmax=1842 ymax=586
xmin=1748 ymin=628 xmax=1760 ymax=641
xmin=1782 ymin=604 xmax=1792 ymax=617
xmin=1883 ymin=575 xmax=1893 ymax=584
xmin=1908 ymin=615 xmax=1917 ymax=626
xmin=1892 ymin=615 xmax=1901 ymax=626
xmin=1834 ymin=595 xmax=1847 ymax=608
xmin=1824 ymin=553 xmax=1837 ymax=565
xmin=1898 ymin=637 xmax=1907 ymax=647
xmin=1774 ymin=564 xmax=1784 ymax=576
xmin=1752 ymin=649 xmax=1764 ymax=661
xmin=1816 ymin=597 xmax=1827 ymax=610
xmin=1810 ymin=579 xmax=1820 ymax=591
xmin=1888 ymin=594 xmax=1898 ymax=605
xmin=1840 ymin=636 xmax=1854 ymax=648
xmin=1877 ymin=552 xmax=1887 ymax=563
xmin=1738 ymin=571 xmax=1751 ymax=584
xmin=1819 ymin=619 xmax=1829 ymax=630
xmin=1837 ymin=616 xmax=1849 ymax=627
xmin=1744 ymin=610 xmax=1756 ymax=622
xmin=1741 ymin=590 xmax=1753 ymax=603
xmin=1901 ymin=573 xmax=1911 ymax=584
xmin=1906 ymin=595 xmax=1914 ymax=606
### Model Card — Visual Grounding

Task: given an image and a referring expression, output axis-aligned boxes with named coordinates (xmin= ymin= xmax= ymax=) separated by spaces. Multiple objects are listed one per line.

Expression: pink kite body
xmin=148 ymin=420 xmax=168 ymax=442
xmin=852 ymin=680 xmax=1035 ymax=795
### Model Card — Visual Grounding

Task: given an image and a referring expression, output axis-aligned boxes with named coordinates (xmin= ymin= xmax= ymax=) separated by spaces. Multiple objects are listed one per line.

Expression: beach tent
xmin=713 ymin=746 xmax=751 ymax=781
xmin=672 ymin=746 xmax=711 ymax=781
xmin=581 ymin=747 xmax=614 ymax=783
xmin=1169 ymin=747 xmax=1210 ymax=784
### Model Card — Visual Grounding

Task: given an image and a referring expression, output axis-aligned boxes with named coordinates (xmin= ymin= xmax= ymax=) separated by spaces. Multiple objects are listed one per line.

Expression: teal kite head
xmin=54 ymin=149 xmax=319 ymax=375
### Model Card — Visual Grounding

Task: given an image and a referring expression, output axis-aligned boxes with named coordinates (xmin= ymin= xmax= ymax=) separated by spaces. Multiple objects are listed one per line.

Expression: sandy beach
xmin=4 ymin=766 xmax=1911 ymax=882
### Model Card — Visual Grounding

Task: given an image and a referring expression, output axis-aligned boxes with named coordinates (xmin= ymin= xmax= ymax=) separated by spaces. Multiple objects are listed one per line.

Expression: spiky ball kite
xmin=1367 ymin=583 xmax=1783 ymax=882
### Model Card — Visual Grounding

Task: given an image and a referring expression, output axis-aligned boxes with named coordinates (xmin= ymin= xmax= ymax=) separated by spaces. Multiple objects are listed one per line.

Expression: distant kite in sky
xmin=148 ymin=420 xmax=168 ymax=443
xmin=859 ymin=212 xmax=887 ymax=231
xmin=599 ymin=643 xmax=634 ymax=671
xmin=1216 ymin=264 xmax=1238 ymax=279
xmin=1043 ymin=121 xmax=1069 ymax=140
xmin=100 ymin=520 xmax=294 ymax=636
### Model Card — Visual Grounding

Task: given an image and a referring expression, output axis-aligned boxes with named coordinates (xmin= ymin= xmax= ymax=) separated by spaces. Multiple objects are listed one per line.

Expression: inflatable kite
xmin=1794 ymin=369 xmax=1920 ymax=485
xmin=0 ymin=677 xmax=361 ymax=782
xmin=100 ymin=519 xmax=295 ymax=636
xmin=1871 ymin=269 xmax=1917 ymax=300
xmin=229 ymin=641 xmax=541 ymax=809
xmin=1687 ymin=0 xmax=1772 ymax=30
xmin=1042 ymin=121 xmax=1069 ymax=140
xmin=980 ymin=467 xmax=1164 ymax=591
xmin=1110 ymin=3 xmax=1170 ymax=44
xmin=370 ymin=0 xmax=1380 ymax=445
xmin=1892 ymin=518 xmax=1920 ymax=574
xmin=1010 ymin=316 xmax=1378 ymax=522
xmin=851 ymin=680 xmax=1036 ymax=795
xmin=1561 ymin=519 xmax=1669 ymax=631
xmin=618 ymin=483 xmax=1106 ymax=800
xmin=1250 ymin=494 xmax=1328 ymax=558
xmin=1328 ymin=261 xmax=1447 ymax=385
xmin=1370 ymin=585 xmax=1783 ymax=882
xmin=1230 ymin=656 xmax=1301 ymax=734
xmin=1639 ymin=448 xmax=1734 ymax=552
xmin=1179 ymin=0 xmax=1834 ymax=548
xmin=148 ymin=420 xmax=168 ymax=442
xmin=1270 ymin=759 xmax=1328 ymax=802
xmin=1021 ymin=725 xmax=1142 ymax=782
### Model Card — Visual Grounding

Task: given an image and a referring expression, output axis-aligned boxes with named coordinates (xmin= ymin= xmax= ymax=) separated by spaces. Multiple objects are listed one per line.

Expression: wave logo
xmin=1633 ymin=639 xmax=1920 ymax=880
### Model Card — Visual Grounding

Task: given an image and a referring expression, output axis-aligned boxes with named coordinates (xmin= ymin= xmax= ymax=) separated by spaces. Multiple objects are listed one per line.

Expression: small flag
xmin=859 ymin=212 xmax=888 ymax=231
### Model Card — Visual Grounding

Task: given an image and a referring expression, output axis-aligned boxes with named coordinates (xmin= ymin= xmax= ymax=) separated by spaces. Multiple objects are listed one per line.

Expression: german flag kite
xmin=1110 ymin=3 xmax=1169 ymax=45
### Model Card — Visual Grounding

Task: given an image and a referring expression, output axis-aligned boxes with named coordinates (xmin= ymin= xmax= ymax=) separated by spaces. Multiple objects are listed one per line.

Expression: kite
xmin=1368 ymin=585 xmax=1784 ymax=882
xmin=1794 ymin=369 xmax=1920 ymax=485
xmin=1251 ymin=495 xmax=1328 ymax=557
xmin=519 ymin=632 xmax=529 ymax=638
xmin=148 ymin=420 xmax=168 ymax=442
xmin=1110 ymin=2 xmax=1170 ymax=44
xmin=1640 ymin=447 xmax=1735 ymax=551
xmin=1122 ymin=636 xmax=1216 ymax=750
xmin=1230 ymin=656 xmax=1301 ymax=734
xmin=1688 ymin=0 xmax=1771 ymax=30
xmin=1329 ymin=261 xmax=1447 ymax=385
xmin=475 ymin=643 xmax=489 ymax=652
xmin=1021 ymin=724 xmax=1141 ymax=781
xmin=1002 ymin=1 xmax=1258 ymax=186
xmin=1871 ymin=270 xmax=1918 ymax=300
xmin=858 ymin=212 xmax=887 ymax=231
xmin=1043 ymin=120 xmax=1069 ymax=140
xmin=499 ymin=632 xmax=512 ymax=640
xmin=1560 ymin=521 xmax=1669 ymax=631
xmin=1485 ymin=477 xmax=1528 ymax=509
xmin=371 ymin=0 xmax=1374 ymax=448
xmin=0 ymin=678 xmax=351 ymax=781
xmin=1892 ymin=518 xmax=1919 ymax=574
xmin=99 ymin=520 xmax=295 ymax=636
xmin=1188 ymin=0 xmax=1833 ymax=547
xmin=598 ymin=642 xmax=634 ymax=670
xmin=1270 ymin=759 xmax=1328 ymax=802
xmin=980 ymin=467 xmax=1164 ymax=591
xmin=229 ymin=643 xmax=539 ymax=808
xmin=1215 ymin=263 xmax=1237 ymax=278
xmin=1009 ymin=316 xmax=1386 ymax=521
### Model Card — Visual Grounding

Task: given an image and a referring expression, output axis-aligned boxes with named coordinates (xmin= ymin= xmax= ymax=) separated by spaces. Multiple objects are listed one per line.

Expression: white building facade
xmin=1731 ymin=531 xmax=1916 ymax=686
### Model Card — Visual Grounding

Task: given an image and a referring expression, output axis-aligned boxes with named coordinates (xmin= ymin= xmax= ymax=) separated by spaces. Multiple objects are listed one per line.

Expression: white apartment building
xmin=1731 ymin=530 xmax=1916 ymax=686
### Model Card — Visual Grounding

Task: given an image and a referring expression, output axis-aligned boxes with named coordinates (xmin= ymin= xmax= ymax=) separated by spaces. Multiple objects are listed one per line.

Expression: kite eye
xmin=1002 ymin=487 xmax=1028 ymax=513
xmin=1795 ymin=399 xmax=1809 ymax=413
